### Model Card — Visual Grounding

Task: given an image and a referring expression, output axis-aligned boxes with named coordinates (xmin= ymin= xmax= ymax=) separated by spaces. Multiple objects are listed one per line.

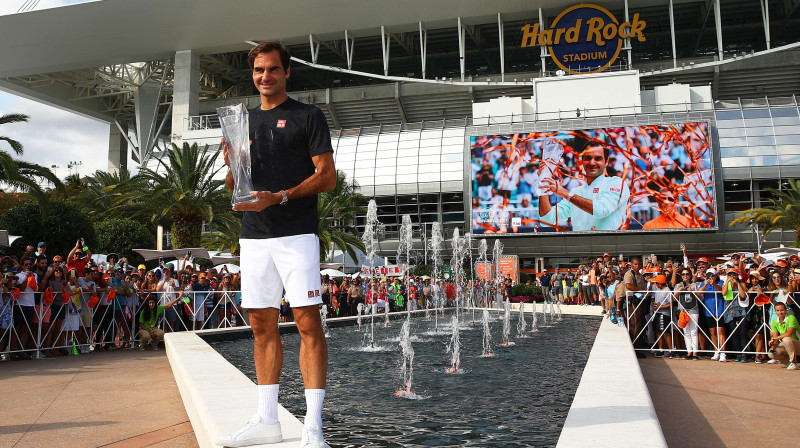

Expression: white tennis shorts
xmin=240 ymin=234 xmax=322 ymax=309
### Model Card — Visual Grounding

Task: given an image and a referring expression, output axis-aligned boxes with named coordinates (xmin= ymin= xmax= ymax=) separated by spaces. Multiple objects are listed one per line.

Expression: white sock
xmin=304 ymin=389 xmax=325 ymax=429
xmin=258 ymin=384 xmax=279 ymax=425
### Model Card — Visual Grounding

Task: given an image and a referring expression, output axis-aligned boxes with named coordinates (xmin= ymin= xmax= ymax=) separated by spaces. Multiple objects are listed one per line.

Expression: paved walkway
xmin=640 ymin=356 xmax=800 ymax=448
xmin=0 ymin=349 xmax=197 ymax=448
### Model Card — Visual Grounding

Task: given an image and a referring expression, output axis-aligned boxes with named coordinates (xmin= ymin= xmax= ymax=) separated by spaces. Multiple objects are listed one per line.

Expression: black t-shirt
xmin=540 ymin=273 xmax=551 ymax=287
xmin=241 ymin=98 xmax=333 ymax=239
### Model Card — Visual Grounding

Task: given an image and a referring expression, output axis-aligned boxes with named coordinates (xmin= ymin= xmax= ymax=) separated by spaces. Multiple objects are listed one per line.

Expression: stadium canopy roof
xmin=0 ymin=0 xmax=701 ymax=78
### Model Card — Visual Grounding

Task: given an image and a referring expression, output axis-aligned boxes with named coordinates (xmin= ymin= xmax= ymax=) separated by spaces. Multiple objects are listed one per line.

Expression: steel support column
xmin=108 ymin=122 xmax=128 ymax=173
xmin=171 ymin=49 xmax=199 ymax=145
xmin=418 ymin=22 xmax=427 ymax=79
xmin=498 ymin=13 xmax=505 ymax=82
xmin=624 ymin=0 xmax=632 ymax=68
xmin=457 ymin=17 xmax=466 ymax=82
xmin=761 ymin=0 xmax=771 ymax=49
xmin=669 ymin=0 xmax=677 ymax=67
xmin=381 ymin=26 xmax=390 ymax=76
xmin=714 ymin=0 xmax=723 ymax=60
xmin=309 ymin=34 xmax=320 ymax=64
xmin=344 ymin=30 xmax=355 ymax=69
xmin=538 ymin=8 xmax=547 ymax=75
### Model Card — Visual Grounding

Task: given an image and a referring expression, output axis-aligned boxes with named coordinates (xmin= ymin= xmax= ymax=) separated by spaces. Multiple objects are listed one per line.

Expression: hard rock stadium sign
xmin=520 ymin=3 xmax=647 ymax=74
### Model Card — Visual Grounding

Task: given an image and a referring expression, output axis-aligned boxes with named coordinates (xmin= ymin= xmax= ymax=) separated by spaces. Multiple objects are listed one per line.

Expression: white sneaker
xmin=301 ymin=426 xmax=330 ymax=448
xmin=710 ymin=352 xmax=720 ymax=361
xmin=788 ymin=363 xmax=798 ymax=370
xmin=767 ymin=359 xmax=780 ymax=364
xmin=215 ymin=415 xmax=282 ymax=447
xmin=718 ymin=353 xmax=727 ymax=363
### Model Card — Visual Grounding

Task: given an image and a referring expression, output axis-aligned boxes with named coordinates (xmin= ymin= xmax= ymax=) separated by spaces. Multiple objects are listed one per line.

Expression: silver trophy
xmin=535 ymin=138 xmax=564 ymax=196
xmin=217 ymin=103 xmax=258 ymax=205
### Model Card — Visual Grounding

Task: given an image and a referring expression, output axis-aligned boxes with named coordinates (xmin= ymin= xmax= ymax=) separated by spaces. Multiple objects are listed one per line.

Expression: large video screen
xmin=469 ymin=123 xmax=715 ymax=234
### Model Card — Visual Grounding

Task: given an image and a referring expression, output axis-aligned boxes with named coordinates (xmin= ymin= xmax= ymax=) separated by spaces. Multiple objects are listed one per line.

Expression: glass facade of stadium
xmin=179 ymin=93 xmax=800 ymax=271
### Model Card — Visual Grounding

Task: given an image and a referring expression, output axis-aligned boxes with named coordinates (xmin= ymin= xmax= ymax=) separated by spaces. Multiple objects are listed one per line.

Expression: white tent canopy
xmin=210 ymin=252 xmax=240 ymax=265
xmin=214 ymin=263 xmax=240 ymax=273
xmin=0 ymin=231 xmax=21 ymax=247
xmin=133 ymin=248 xmax=211 ymax=261
xmin=320 ymin=268 xmax=347 ymax=278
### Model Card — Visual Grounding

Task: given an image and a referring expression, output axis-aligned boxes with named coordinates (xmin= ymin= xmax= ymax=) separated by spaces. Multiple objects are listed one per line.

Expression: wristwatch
xmin=566 ymin=190 xmax=575 ymax=202
xmin=279 ymin=190 xmax=289 ymax=205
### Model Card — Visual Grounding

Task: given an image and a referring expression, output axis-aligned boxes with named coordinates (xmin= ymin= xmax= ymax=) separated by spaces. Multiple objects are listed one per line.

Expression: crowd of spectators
xmin=534 ymin=248 xmax=799 ymax=369
xmin=0 ymin=238 xmax=245 ymax=361
xmin=5 ymin=237 xmax=797 ymax=371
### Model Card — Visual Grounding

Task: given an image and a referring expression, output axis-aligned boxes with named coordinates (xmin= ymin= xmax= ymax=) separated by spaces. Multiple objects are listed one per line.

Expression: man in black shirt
xmin=217 ymin=41 xmax=335 ymax=448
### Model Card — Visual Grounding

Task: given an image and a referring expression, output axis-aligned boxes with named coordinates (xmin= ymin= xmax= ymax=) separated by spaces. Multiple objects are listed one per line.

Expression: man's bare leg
xmin=293 ymin=305 xmax=328 ymax=388
xmin=250 ymin=308 xmax=282 ymax=384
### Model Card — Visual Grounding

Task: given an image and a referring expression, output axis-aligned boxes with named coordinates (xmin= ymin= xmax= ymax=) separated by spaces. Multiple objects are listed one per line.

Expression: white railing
xmin=0 ymin=290 xmax=250 ymax=360
xmin=622 ymin=289 xmax=785 ymax=358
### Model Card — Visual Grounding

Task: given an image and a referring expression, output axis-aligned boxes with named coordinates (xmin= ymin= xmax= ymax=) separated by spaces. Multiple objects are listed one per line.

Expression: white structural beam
xmin=669 ymin=0 xmax=677 ymax=68
xmin=457 ymin=17 xmax=466 ymax=82
xmin=714 ymin=0 xmax=723 ymax=60
xmin=761 ymin=0 xmax=771 ymax=50
xmin=418 ymin=22 xmax=427 ymax=79
xmin=380 ymin=26 xmax=390 ymax=76
xmin=538 ymin=8 xmax=547 ymax=75
xmin=498 ymin=13 xmax=505 ymax=82
xmin=309 ymin=34 xmax=320 ymax=64
xmin=624 ymin=0 xmax=632 ymax=68
xmin=344 ymin=30 xmax=355 ymax=70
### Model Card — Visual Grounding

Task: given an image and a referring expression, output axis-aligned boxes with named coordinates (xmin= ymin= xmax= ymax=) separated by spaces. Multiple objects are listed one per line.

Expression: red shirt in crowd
xmin=67 ymin=257 xmax=88 ymax=274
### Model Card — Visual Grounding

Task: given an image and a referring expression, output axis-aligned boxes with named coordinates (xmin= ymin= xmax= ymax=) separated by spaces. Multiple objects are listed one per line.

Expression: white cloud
xmin=0 ymin=92 xmax=112 ymax=178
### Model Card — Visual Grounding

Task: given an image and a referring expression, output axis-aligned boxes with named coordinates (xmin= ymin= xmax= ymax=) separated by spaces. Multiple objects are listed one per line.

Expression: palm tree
xmin=202 ymin=216 xmax=242 ymax=255
xmin=0 ymin=113 xmax=64 ymax=200
xmin=137 ymin=142 xmax=232 ymax=248
xmin=730 ymin=179 xmax=800 ymax=246
xmin=318 ymin=171 xmax=366 ymax=262
xmin=69 ymin=168 xmax=150 ymax=222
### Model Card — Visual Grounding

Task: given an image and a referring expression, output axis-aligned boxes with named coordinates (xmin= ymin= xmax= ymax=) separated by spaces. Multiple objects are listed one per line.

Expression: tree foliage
xmin=202 ymin=215 xmax=242 ymax=255
xmin=70 ymin=168 xmax=150 ymax=224
xmin=137 ymin=142 xmax=231 ymax=248
xmin=0 ymin=199 xmax=96 ymax=257
xmin=730 ymin=179 xmax=800 ymax=246
xmin=318 ymin=171 xmax=366 ymax=262
xmin=0 ymin=113 xmax=65 ymax=203
xmin=94 ymin=218 xmax=155 ymax=266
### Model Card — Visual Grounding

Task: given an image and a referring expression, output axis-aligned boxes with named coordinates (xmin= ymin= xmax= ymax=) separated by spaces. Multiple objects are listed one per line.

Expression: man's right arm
xmin=624 ymin=271 xmax=642 ymax=291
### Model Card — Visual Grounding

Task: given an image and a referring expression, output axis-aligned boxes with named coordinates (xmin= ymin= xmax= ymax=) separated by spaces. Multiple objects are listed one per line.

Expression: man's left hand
xmin=232 ymin=191 xmax=281 ymax=212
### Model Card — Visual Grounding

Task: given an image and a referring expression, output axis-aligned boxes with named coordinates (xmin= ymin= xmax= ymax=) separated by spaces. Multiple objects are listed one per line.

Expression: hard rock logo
xmin=521 ymin=3 xmax=647 ymax=74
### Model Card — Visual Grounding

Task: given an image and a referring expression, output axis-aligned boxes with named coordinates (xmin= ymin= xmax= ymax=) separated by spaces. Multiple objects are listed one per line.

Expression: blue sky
xmin=0 ymin=0 xmax=112 ymax=178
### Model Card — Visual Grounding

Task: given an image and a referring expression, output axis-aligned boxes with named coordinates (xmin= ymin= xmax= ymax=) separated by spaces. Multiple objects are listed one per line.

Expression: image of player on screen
xmin=538 ymin=136 xmax=630 ymax=231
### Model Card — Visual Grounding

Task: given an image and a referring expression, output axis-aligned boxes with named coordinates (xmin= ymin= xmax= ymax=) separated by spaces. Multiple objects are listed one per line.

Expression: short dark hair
xmin=774 ymin=302 xmax=787 ymax=311
xmin=574 ymin=131 xmax=610 ymax=161
xmin=248 ymin=41 xmax=291 ymax=71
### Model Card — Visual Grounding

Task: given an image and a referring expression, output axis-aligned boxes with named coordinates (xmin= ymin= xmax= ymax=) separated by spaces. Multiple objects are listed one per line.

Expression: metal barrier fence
xmin=0 ymin=290 xmax=250 ymax=360
xmin=623 ymin=289 xmax=786 ymax=357
xmin=0 ymin=285 xmax=541 ymax=360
